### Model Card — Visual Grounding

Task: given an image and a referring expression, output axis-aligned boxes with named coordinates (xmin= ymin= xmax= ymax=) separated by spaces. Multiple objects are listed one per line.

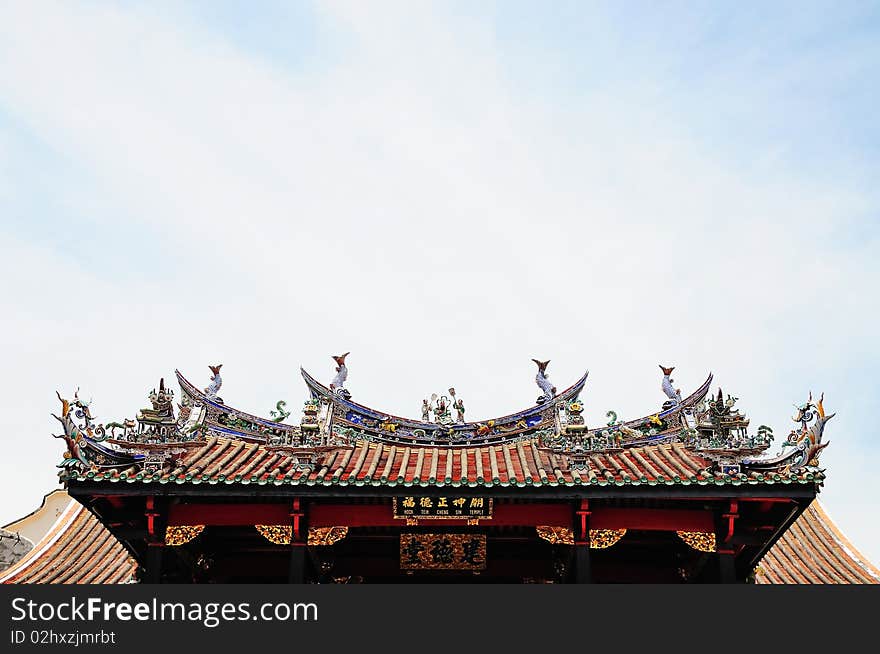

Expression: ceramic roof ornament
xmin=330 ymin=352 xmax=351 ymax=399
xmin=204 ymin=364 xmax=223 ymax=402
xmin=532 ymin=359 xmax=557 ymax=404
xmin=660 ymin=365 xmax=682 ymax=409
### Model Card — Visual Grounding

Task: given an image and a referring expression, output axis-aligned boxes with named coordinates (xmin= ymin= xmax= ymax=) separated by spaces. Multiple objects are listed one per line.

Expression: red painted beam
xmin=168 ymin=504 xmax=290 ymax=526
xmin=590 ymin=508 xmax=713 ymax=532
xmin=168 ymin=503 xmax=716 ymax=533
xmin=168 ymin=502 xmax=573 ymax=527
xmin=309 ymin=503 xmax=572 ymax=527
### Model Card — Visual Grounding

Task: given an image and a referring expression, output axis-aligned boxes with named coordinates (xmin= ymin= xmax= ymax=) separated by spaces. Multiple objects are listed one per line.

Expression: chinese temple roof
xmin=20 ymin=355 xmax=876 ymax=584
xmin=755 ymin=501 xmax=880 ymax=584
xmin=0 ymin=494 xmax=136 ymax=584
xmin=61 ymin=435 xmax=823 ymax=488
xmin=51 ymin=357 xmax=834 ymax=492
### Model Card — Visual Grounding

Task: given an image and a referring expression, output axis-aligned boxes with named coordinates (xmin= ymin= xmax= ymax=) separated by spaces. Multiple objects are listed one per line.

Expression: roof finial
xmin=204 ymin=364 xmax=223 ymax=402
xmin=532 ymin=359 xmax=556 ymax=404
xmin=659 ymin=364 xmax=682 ymax=409
xmin=330 ymin=352 xmax=351 ymax=399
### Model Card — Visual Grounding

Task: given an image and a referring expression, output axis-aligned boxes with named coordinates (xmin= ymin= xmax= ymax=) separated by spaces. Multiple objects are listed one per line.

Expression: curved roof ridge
xmin=1 ymin=488 xmax=68 ymax=532
xmin=1 ymin=499 xmax=137 ymax=585
xmin=300 ymin=367 xmax=590 ymax=427
xmin=0 ymin=498 xmax=83 ymax=583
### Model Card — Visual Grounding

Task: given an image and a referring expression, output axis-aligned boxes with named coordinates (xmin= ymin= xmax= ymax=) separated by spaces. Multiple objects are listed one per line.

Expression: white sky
xmin=1 ymin=1 xmax=878 ymax=567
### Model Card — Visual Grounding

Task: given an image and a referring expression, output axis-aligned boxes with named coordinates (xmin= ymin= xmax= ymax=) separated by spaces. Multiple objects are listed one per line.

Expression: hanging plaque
xmin=400 ymin=533 xmax=486 ymax=570
xmin=393 ymin=496 xmax=492 ymax=519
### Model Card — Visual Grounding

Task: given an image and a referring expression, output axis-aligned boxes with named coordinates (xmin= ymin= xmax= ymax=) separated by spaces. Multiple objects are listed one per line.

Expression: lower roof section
xmin=0 ymin=494 xmax=136 ymax=585
xmin=755 ymin=501 xmax=880 ymax=584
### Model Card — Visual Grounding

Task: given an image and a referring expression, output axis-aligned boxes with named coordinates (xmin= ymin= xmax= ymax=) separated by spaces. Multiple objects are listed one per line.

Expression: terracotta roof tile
xmin=757 ymin=501 xmax=880 ymax=584
xmin=1 ymin=501 xmax=136 ymax=585
xmin=65 ymin=435 xmax=823 ymax=489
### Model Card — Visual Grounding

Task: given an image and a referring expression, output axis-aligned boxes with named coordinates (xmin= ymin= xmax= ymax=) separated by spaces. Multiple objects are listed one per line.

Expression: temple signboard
xmin=400 ymin=533 xmax=487 ymax=570
xmin=393 ymin=496 xmax=493 ymax=519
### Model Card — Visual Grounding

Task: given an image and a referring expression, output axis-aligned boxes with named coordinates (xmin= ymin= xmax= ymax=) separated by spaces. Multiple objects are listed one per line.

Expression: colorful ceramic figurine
xmin=450 ymin=388 xmax=465 ymax=423
xmin=204 ymin=364 xmax=223 ymax=401
xmin=433 ymin=394 xmax=453 ymax=425
xmin=659 ymin=365 xmax=681 ymax=409
xmin=330 ymin=352 xmax=351 ymax=398
xmin=532 ymin=359 xmax=556 ymax=404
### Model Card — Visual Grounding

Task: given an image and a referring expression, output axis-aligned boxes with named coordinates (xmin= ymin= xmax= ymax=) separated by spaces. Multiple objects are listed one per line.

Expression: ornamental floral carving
xmin=676 ymin=531 xmax=716 ymax=553
xmin=165 ymin=525 xmax=205 ymax=546
xmin=308 ymin=527 xmax=349 ymax=546
xmin=536 ymin=526 xmax=574 ymax=545
xmin=255 ymin=525 xmax=292 ymax=545
xmin=535 ymin=527 xmax=626 ymax=549
xmin=589 ymin=529 xmax=627 ymax=549
xmin=254 ymin=525 xmax=350 ymax=546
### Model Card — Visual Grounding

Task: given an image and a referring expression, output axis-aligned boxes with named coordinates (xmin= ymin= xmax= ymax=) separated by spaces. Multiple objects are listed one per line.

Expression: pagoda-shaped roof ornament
xmin=136 ymin=378 xmax=177 ymax=442
xmin=682 ymin=387 xmax=771 ymax=474
xmin=703 ymin=388 xmax=750 ymax=440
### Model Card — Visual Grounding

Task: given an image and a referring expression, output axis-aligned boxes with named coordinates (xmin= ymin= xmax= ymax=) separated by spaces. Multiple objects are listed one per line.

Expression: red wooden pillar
xmin=574 ymin=499 xmax=592 ymax=584
xmin=144 ymin=496 xmax=164 ymax=584
xmin=717 ymin=501 xmax=739 ymax=583
xmin=288 ymin=498 xmax=307 ymax=584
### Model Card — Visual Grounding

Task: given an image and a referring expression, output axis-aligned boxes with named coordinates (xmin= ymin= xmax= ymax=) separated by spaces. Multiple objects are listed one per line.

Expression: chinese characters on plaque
xmin=393 ymin=496 xmax=493 ymax=519
xmin=400 ymin=534 xmax=487 ymax=570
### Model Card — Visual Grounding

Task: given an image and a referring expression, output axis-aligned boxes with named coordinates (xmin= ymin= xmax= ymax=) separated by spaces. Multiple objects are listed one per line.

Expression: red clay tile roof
xmin=66 ymin=435 xmax=821 ymax=488
xmin=0 ymin=500 xmax=137 ymax=584
xmin=756 ymin=501 xmax=880 ymax=584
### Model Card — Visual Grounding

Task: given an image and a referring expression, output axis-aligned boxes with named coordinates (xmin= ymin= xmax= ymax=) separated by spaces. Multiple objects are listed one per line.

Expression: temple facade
xmin=4 ymin=356 xmax=876 ymax=584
